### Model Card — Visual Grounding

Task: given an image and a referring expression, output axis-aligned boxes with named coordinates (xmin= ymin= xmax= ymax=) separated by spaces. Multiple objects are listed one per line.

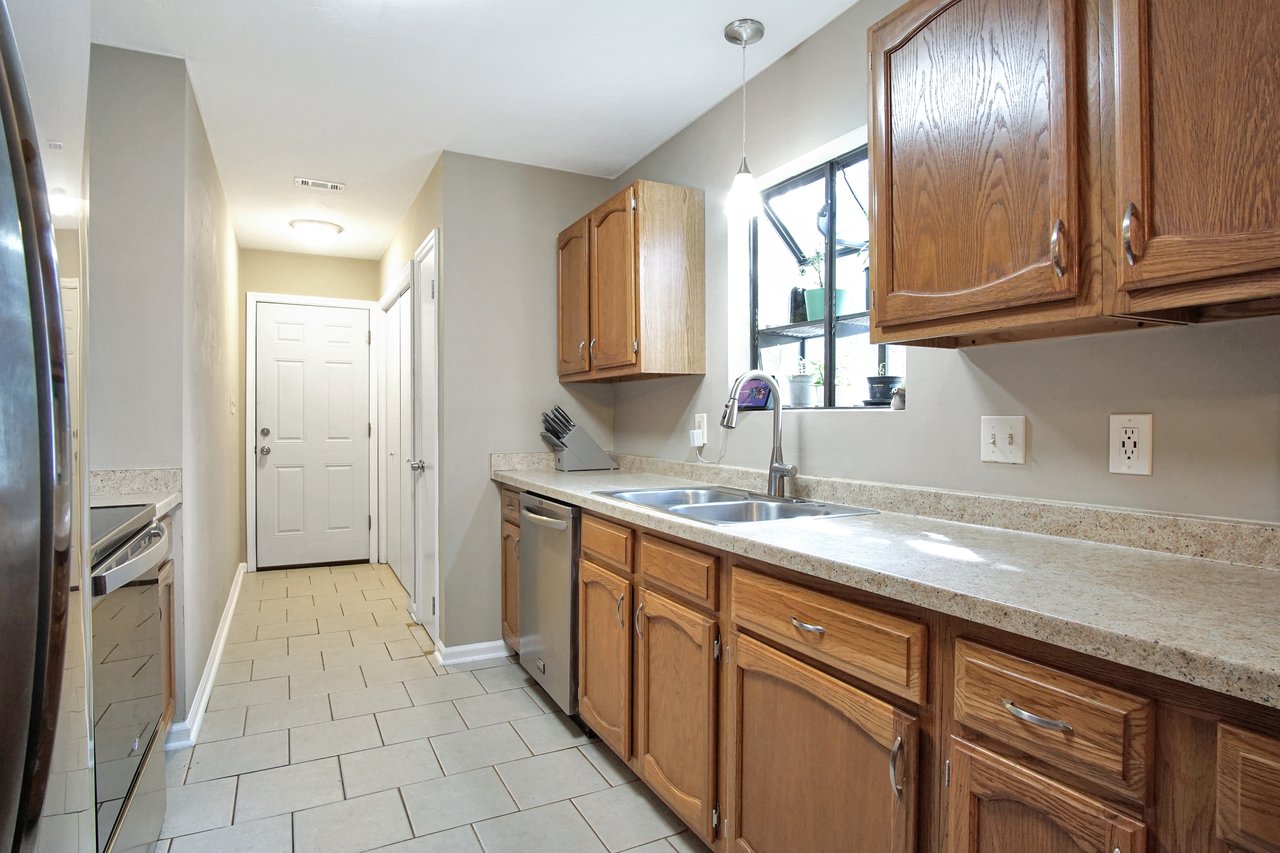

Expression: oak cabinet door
xmin=500 ymin=521 xmax=519 ymax=651
xmin=557 ymin=217 xmax=591 ymax=376
xmin=578 ymin=560 xmax=631 ymax=759
xmin=729 ymin=633 xmax=918 ymax=853
xmin=634 ymin=587 xmax=718 ymax=843
xmin=946 ymin=738 xmax=1146 ymax=853
xmin=871 ymin=0 xmax=1081 ymax=329
xmin=1114 ymin=0 xmax=1280 ymax=302
xmin=589 ymin=187 xmax=638 ymax=370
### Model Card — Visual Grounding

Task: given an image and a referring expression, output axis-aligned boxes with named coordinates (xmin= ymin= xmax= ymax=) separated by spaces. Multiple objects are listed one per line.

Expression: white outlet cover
xmin=980 ymin=416 xmax=1027 ymax=464
xmin=1109 ymin=413 xmax=1153 ymax=475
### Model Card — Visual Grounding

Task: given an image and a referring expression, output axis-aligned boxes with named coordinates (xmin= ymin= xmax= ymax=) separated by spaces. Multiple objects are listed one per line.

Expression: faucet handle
xmin=770 ymin=462 xmax=798 ymax=478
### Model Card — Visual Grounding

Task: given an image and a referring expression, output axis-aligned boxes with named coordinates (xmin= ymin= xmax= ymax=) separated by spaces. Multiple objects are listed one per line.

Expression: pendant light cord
xmin=740 ymin=43 xmax=748 ymax=163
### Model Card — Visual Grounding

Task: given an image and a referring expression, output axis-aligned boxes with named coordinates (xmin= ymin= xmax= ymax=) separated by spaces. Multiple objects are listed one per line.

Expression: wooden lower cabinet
xmin=634 ymin=587 xmax=719 ymax=843
xmin=578 ymin=559 xmax=631 ymax=759
xmin=946 ymin=738 xmax=1146 ymax=853
xmin=500 ymin=520 xmax=519 ymax=650
xmin=728 ymin=632 xmax=918 ymax=853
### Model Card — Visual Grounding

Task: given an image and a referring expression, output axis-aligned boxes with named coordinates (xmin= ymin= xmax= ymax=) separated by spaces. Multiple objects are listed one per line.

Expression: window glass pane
xmin=758 ymin=336 xmax=827 ymax=408
xmin=761 ymin=172 xmax=828 ymax=327
xmin=756 ymin=220 xmax=808 ymax=330
xmin=834 ymin=329 xmax=880 ymax=407
xmin=833 ymin=156 xmax=871 ymax=315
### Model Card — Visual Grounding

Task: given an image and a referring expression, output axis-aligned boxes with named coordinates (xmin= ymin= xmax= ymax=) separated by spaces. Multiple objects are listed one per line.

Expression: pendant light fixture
xmin=724 ymin=18 xmax=764 ymax=220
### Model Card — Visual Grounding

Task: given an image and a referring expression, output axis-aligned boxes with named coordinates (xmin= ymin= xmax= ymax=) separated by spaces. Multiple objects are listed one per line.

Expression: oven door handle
xmin=91 ymin=525 xmax=168 ymax=597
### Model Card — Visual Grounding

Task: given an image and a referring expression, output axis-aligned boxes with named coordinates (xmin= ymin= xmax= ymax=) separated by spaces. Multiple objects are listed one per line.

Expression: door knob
xmin=260 ymin=426 xmax=270 ymax=437
xmin=259 ymin=446 xmax=271 ymax=456
xmin=409 ymin=460 xmax=426 ymax=471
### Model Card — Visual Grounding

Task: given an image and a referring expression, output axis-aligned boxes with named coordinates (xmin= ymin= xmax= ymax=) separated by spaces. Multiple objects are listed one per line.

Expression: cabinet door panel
xmin=730 ymin=633 xmax=917 ymax=853
xmin=557 ymin=218 xmax=591 ymax=376
xmin=500 ymin=521 xmax=519 ymax=651
xmin=578 ymin=560 xmax=631 ymax=759
xmin=947 ymin=738 xmax=1146 ymax=853
xmin=1115 ymin=0 xmax=1280 ymax=297
xmin=590 ymin=188 xmax=638 ymax=369
xmin=634 ymin=587 xmax=717 ymax=842
xmin=872 ymin=0 xmax=1080 ymax=327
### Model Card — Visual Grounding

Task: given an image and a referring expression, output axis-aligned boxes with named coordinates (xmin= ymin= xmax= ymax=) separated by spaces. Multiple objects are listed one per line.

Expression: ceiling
xmin=85 ymin=0 xmax=860 ymax=259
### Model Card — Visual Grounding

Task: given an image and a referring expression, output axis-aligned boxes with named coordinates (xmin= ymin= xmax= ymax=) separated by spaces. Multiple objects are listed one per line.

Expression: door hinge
xmin=713 ymin=635 xmax=721 ymax=662
xmin=431 ymin=596 xmax=437 ymax=616
xmin=944 ymin=759 xmax=951 ymax=787
xmin=431 ymin=279 xmax=436 ymax=298
xmin=367 ymin=330 xmax=372 ymax=344
xmin=368 ymin=515 xmax=372 ymax=531
xmin=368 ymin=422 xmax=372 ymax=437
xmin=630 ymin=195 xmax=637 ymax=211
xmin=711 ymin=805 xmax=719 ymax=832
xmin=632 ymin=338 xmax=639 ymax=354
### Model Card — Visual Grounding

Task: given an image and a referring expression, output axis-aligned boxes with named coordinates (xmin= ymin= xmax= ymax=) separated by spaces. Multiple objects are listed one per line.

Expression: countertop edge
xmin=90 ymin=491 xmax=183 ymax=519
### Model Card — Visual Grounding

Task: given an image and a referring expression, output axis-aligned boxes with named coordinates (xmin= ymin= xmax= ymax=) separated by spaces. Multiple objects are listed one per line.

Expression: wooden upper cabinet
xmin=729 ymin=633 xmax=918 ymax=853
xmin=558 ymin=180 xmax=705 ymax=382
xmin=578 ymin=560 xmax=632 ymax=760
xmin=1112 ymin=0 xmax=1280 ymax=312
xmin=870 ymin=0 xmax=1081 ymax=333
xmin=557 ymin=217 xmax=591 ymax=376
xmin=947 ymin=738 xmax=1147 ymax=853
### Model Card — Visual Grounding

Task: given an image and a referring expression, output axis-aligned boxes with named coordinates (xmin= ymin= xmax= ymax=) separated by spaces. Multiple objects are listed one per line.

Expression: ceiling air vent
xmin=294 ymin=176 xmax=345 ymax=192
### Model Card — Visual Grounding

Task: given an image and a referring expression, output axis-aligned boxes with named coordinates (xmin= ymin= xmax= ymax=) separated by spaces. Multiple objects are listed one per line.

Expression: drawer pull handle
xmin=1002 ymin=699 xmax=1073 ymax=733
xmin=635 ymin=602 xmax=645 ymax=638
xmin=1050 ymin=218 xmax=1067 ymax=277
xmin=888 ymin=736 xmax=904 ymax=798
xmin=789 ymin=616 xmax=826 ymax=636
xmin=1122 ymin=202 xmax=1140 ymax=265
xmin=614 ymin=592 xmax=625 ymax=629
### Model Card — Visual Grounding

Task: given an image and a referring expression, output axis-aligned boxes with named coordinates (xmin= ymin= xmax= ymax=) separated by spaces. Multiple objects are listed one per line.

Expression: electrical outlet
xmin=980 ymin=416 xmax=1027 ymax=464
xmin=694 ymin=413 xmax=708 ymax=434
xmin=690 ymin=413 xmax=708 ymax=448
xmin=1109 ymin=414 xmax=1152 ymax=475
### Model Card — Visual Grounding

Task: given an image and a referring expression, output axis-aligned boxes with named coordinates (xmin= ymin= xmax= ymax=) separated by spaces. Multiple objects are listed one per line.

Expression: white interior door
xmin=384 ymin=299 xmax=402 ymax=575
xmin=256 ymin=302 xmax=370 ymax=567
xmin=413 ymin=236 xmax=440 ymax=638
xmin=394 ymin=292 xmax=415 ymax=597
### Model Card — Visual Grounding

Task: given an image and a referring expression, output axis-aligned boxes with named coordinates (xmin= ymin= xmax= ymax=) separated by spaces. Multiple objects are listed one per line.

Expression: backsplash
xmin=89 ymin=467 xmax=183 ymax=497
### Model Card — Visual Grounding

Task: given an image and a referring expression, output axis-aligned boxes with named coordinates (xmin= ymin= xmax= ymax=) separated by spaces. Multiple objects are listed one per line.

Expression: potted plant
xmin=787 ymin=359 xmax=822 ymax=408
xmin=800 ymin=250 xmax=855 ymax=321
xmin=866 ymin=362 xmax=903 ymax=405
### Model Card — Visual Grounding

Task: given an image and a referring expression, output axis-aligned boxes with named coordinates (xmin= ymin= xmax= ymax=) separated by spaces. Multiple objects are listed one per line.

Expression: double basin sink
xmin=595 ymin=486 xmax=878 ymax=526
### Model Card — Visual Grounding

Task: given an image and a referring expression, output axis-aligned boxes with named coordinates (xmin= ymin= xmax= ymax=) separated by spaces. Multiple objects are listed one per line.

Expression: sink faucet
xmin=721 ymin=370 xmax=797 ymax=498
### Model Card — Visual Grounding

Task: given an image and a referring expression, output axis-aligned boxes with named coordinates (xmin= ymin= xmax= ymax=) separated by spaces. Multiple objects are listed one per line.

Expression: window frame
xmin=749 ymin=145 xmax=886 ymax=409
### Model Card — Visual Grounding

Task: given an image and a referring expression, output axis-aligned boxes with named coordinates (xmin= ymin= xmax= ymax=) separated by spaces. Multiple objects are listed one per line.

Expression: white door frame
xmin=245 ymin=292 xmax=379 ymax=573
xmin=411 ymin=230 xmax=441 ymax=633
xmin=377 ymin=263 xmax=413 ymax=598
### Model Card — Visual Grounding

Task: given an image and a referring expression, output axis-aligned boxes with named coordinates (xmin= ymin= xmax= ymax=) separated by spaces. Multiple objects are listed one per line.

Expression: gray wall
xmin=610 ymin=0 xmax=1280 ymax=524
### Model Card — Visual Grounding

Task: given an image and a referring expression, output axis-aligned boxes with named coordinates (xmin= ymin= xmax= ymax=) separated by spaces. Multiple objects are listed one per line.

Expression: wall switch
xmin=980 ymin=416 xmax=1027 ymax=464
xmin=1109 ymin=413 xmax=1152 ymax=475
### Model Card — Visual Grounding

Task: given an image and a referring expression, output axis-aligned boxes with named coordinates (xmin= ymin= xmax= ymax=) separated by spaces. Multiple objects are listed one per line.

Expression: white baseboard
xmin=430 ymin=638 xmax=511 ymax=667
xmin=166 ymin=562 xmax=246 ymax=750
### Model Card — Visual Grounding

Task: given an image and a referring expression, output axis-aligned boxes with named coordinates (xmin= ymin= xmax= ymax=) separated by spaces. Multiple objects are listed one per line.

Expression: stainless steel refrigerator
xmin=0 ymin=0 xmax=75 ymax=850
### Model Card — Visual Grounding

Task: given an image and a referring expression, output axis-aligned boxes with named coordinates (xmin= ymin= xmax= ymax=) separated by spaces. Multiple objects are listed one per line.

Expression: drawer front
xmin=582 ymin=515 xmax=633 ymax=572
xmin=637 ymin=535 xmax=718 ymax=608
xmin=500 ymin=488 xmax=520 ymax=525
xmin=732 ymin=567 xmax=926 ymax=704
xmin=953 ymin=639 xmax=1152 ymax=799
xmin=1218 ymin=724 xmax=1280 ymax=852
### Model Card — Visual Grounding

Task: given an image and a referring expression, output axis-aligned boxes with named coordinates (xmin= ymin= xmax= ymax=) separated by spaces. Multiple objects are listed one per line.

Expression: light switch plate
xmin=980 ymin=416 xmax=1027 ymax=464
xmin=1109 ymin=413 xmax=1153 ymax=475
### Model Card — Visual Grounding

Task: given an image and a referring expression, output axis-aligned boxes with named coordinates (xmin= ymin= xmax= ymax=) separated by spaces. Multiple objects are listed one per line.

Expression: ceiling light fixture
xmin=289 ymin=218 xmax=344 ymax=242
xmin=724 ymin=18 xmax=764 ymax=221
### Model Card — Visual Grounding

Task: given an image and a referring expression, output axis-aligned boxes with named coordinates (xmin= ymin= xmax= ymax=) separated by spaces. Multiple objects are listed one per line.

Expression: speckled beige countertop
xmin=493 ymin=467 xmax=1280 ymax=710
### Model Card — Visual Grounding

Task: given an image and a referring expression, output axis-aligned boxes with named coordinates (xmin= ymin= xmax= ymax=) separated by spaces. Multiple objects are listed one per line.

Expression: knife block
xmin=544 ymin=426 xmax=618 ymax=472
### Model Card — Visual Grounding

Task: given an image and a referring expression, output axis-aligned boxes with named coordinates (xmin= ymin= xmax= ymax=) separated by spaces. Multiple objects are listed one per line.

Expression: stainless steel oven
xmin=89 ymin=513 xmax=169 ymax=853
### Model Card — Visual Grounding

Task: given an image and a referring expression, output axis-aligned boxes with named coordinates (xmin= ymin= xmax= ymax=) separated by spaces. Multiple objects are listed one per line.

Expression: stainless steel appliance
xmin=88 ymin=507 xmax=168 ymax=853
xmin=0 ymin=0 xmax=75 ymax=849
xmin=518 ymin=493 xmax=580 ymax=715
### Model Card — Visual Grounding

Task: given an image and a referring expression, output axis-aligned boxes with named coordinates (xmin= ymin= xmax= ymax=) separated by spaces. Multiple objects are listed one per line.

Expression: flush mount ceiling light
xmin=289 ymin=218 xmax=344 ymax=241
xmin=724 ymin=18 xmax=764 ymax=221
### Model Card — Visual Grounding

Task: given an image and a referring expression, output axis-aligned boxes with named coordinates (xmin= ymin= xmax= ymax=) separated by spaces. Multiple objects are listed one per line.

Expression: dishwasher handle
xmin=520 ymin=507 xmax=569 ymax=531
xmin=91 ymin=525 xmax=168 ymax=597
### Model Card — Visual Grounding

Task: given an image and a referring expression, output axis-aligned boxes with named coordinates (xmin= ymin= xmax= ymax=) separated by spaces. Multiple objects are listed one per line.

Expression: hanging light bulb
xmin=724 ymin=18 xmax=764 ymax=221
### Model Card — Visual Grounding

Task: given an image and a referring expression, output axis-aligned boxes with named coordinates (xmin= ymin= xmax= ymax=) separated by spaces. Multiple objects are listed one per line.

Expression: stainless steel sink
xmin=595 ymin=487 xmax=878 ymax=525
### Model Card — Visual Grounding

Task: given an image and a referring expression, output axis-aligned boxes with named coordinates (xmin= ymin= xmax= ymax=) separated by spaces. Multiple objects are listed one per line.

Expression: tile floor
xmin=161 ymin=563 xmax=707 ymax=853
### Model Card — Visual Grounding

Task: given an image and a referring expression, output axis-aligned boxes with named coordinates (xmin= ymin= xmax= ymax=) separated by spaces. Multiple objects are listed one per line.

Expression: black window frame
xmin=749 ymin=145 xmax=887 ymax=408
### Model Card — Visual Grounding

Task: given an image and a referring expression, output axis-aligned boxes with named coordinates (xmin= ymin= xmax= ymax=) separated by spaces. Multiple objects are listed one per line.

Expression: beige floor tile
xmin=573 ymin=781 xmax=685 ymax=852
xmin=185 ymin=731 xmax=288 ymax=783
xmin=225 ymin=623 xmax=258 ymax=644
xmin=290 ymin=714 xmax=382 ymax=763
xmin=332 ymin=573 xmax=386 ymax=591
xmin=251 ymin=651 xmax=323 ymax=681
xmin=472 ymin=800 xmax=607 ymax=853
xmin=375 ymin=702 xmax=467 ymax=745
xmin=197 ymin=707 xmax=246 ymax=743
xmin=234 ymin=757 xmax=343 ymax=823
xmin=370 ymin=826 xmax=483 ymax=853
xmin=666 ymin=831 xmax=712 ymax=852
xmin=165 ymin=748 xmax=191 ymax=788
xmin=511 ymin=712 xmax=593 ymax=755
xmin=385 ymin=638 xmax=424 ymax=660
xmin=429 ymin=723 xmax=531 ymax=775
xmin=405 ymin=672 xmax=485 ymax=706
xmin=374 ymin=611 xmax=417 ymax=628
xmin=625 ymin=842 xmax=677 ymax=853
xmin=289 ymin=666 xmax=365 ymax=698
xmin=168 ymin=814 xmax=291 ymax=853
xmin=361 ymin=656 xmax=436 ymax=686
xmin=213 ymin=660 xmax=252 ymax=686
xmin=473 ymin=663 xmax=535 ymax=693
xmin=160 ymin=777 xmax=235 ymax=838
xmin=400 ymin=767 xmax=517 ymax=837
xmin=579 ymin=743 xmax=637 ymax=786
xmin=255 ymin=619 xmax=318 ymax=641
xmin=454 ymin=688 xmax=543 ymax=729
xmin=447 ymin=656 xmax=516 ymax=673
xmin=284 ymin=566 xmax=331 ymax=579
xmin=287 ymin=630 xmax=352 ymax=655
xmin=206 ymin=677 xmax=289 ymax=712
xmin=258 ymin=595 xmax=314 ymax=617
xmin=285 ymin=601 xmax=345 ymax=621
xmin=340 ymin=597 xmax=398 ymax=616
xmin=362 ymin=585 xmax=406 ymax=602
xmin=338 ymin=738 xmax=442 ymax=797
xmin=524 ymin=685 xmax=557 ymax=713
xmin=316 ymin=612 xmax=377 ymax=634
xmin=323 ymin=642 xmax=391 ymax=670
xmin=328 ymin=682 xmax=411 ymax=719
xmin=495 ymin=748 xmax=609 ymax=810
xmin=349 ymin=623 xmax=412 ymax=648
xmin=220 ymin=638 xmax=288 ymax=664
xmin=243 ymin=693 xmax=331 ymax=734
xmin=292 ymin=789 xmax=412 ymax=853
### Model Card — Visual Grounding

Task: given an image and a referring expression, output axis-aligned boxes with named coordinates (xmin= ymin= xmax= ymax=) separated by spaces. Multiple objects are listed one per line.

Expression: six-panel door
xmin=578 ymin=559 xmax=632 ymax=759
xmin=589 ymin=186 xmax=638 ymax=369
xmin=557 ymin=216 xmax=591 ymax=376
xmin=729 ymin=633 xmax=918 ymax=853
xmin=870 ymin=0 xmax=1082 ymax=331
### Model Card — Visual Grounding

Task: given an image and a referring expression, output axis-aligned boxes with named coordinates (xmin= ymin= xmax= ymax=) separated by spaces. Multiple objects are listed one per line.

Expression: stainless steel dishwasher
xmin=518 ymin=493 xmax=580 ymax=715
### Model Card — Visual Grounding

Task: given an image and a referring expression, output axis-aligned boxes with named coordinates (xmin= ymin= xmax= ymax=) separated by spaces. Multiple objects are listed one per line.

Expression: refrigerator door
xmin=0 ymin=0 xmax=72 ymax=849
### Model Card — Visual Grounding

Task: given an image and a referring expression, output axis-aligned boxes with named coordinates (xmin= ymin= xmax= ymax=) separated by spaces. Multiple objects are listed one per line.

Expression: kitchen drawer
xmin=1217 ymin=724 xmax=1280 ymax=852
xmin=500 ymin=487 xmax=521 ymax=525
xmin=637 ymin=535 xmax=717 ymax=609
xmin=732 ymin=567 xmax=925 ymax=704
xmin=953 ymin=639 xmax=1153 ymax=800
xmin=582 ymin=515 xmax=632 ymax=573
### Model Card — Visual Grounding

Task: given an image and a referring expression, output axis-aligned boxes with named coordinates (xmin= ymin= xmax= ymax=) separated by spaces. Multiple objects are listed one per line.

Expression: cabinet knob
xmin=1122 ymin=201 xmax=1141 ymax=266
xmin=1050 ymin=218 xmax=1067 ymax=278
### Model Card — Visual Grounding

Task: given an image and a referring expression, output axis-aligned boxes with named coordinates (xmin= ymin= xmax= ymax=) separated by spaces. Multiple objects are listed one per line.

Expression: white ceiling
xmin=87 ymin=0 xmax=860 ymax=259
